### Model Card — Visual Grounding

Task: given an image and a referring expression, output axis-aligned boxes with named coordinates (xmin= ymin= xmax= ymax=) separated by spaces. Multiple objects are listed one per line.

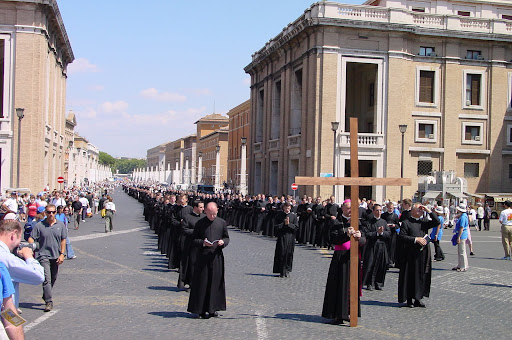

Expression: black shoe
xmin=210 ymin=312 xmax=219 ymax=317
xmin=414 ymin=300 xmax=426 ymax=308
xmin=367 ymin=285 xmax=373 ymax=291
xmin=199 ymin=313 xmax=209 ymax=319
xmin=330 ymin=318 xmax=343 ymax=325
xmin=470 ymin=252 xmax=475 ymax=256
xmin=279 ymin=274 xmax=284 ymax=278
xmin=404 ymin=299 xmax=414 ymax=308
xmin=44 ymin=302 xmax=53 ymax=312
xmin=375 ymin=284 xmax=382 ymax=290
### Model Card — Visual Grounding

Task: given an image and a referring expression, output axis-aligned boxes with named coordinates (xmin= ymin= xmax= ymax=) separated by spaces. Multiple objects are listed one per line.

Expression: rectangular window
xmin=458 ymin=11 xmax=471 ymax=17
xmin=466 ymin=50 xmax=482 ymax=60
xmin=509 ymin=164 xmax=512 ymax=179
xmin=412 ymin=7 xmax=426 ymax=13
xmin=464 ymin=163 xmax=479 ymax=177
xmin=466 ymin=74 xmax=481 ymax=106
xmin=419 ymin=71 xmax=435 ymax=103
xmin=506 ymin=124 xmax=512 ymax=146
xmin=418 ymin=123 xmax=434 ymax=139
xmin=415 ymin=119 xmax=437 ymax=143
xmin=417 ymin=160 xmax=432 ymax=176
xmin=464 ymin=125 xmax=481 ymax=141
xmin=503 ymin=14 xmax=512 ymax=20
xmin=419 ymin=46 xmax=435 ymax=56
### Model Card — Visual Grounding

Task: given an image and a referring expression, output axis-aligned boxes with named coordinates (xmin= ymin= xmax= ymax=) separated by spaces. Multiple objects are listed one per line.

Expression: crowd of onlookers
xmin=0 ymin=181 xmax=116 ymax=339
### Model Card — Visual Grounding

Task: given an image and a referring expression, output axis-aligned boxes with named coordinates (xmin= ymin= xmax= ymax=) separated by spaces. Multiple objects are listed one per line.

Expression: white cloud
xmin=243 ymin=77 xmax=251 ymax=86
xmin=140 ymin=88 xmax=187 ymax=102
xmin=68 ymin=58 xmax=99 ymax=75
xmin=74 ymin=107 xmax=97 ymax=119
xmin=100 ymin=101 xmax=129 ymax=113
xmin=187 ymin=106 xmax=207 ymax=115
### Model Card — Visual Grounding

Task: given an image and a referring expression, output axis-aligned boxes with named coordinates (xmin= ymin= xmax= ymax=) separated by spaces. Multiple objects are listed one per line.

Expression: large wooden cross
xmin=295 ymin=117 xmax=411 ymax=327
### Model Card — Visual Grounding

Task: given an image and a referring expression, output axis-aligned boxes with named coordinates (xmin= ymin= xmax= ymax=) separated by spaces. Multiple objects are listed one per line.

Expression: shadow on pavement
xmin=361 ymin=300 xmax=402 ymax=308
xmin=245 ymin=273 xmax=280 ymax=277
xmin=19 ymin=302 xmax=45 ymax=311
xmin=148 ymin=286 xmax=184 ymax=292
xmin=142 ymin=268 xmax=172 ymax=273
xmin=270 ymin=313 xmax=327 ymax=324
xmin=470 ymin=282 xmax=512 ymax=288
xmin=148 ymin=311 xmax=193 ymax=319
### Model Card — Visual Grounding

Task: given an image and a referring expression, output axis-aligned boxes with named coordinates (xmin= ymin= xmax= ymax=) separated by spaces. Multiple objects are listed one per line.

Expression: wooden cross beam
xmin=295 ymin=117 xmax=411 ymax=327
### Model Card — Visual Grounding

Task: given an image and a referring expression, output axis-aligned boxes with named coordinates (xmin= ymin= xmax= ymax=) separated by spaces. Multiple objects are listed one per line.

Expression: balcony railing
xmin=269 ymin=139 xmax=280 ymax=150
xmin=253 ymin=142 xmax=262 ymax=153
xmin=287 ymin=135 xmax=301 ymax=148
xmin=338 ymin=132 xmax=384 ymax=148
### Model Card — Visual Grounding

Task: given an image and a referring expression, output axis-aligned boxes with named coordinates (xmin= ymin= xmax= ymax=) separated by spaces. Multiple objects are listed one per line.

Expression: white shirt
xmin=499 ymin=208 xmax=512 ymax=226
xmin=104 ymin=201 xmax=116 ymax=211
xmin=52 ymin=197 xmax=67 ymax=207
xmin=79 ymin=197 xmax=89 ymax=207
xmin=3 ymin=198 xmax=18 ymax=213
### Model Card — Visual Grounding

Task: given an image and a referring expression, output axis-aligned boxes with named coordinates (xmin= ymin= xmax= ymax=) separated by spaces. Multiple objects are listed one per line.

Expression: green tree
xmin=99 ymin=151 xmax=116 ymax=169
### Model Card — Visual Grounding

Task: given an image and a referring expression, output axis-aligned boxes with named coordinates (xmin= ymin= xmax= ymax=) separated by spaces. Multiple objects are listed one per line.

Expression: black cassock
xmin=322 ymin=216 xmax=366 ymax=321
xmin=187 ymin=216 xmax=230 ymax=315
xmin=178 ymin=211 xmax=205 ymax=287
xmin=362 ymin=217 xmax=391 ymax=287
xmin=397 ymin=212 xmax=440 ymax=303
xmin=272 ymin=211 xmax=298 ymax=276
xmin=381 ymin=211 xmax=399 ymax=267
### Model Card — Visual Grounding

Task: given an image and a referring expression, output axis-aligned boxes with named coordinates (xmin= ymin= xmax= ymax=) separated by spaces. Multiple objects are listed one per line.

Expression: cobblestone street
xmin=19 ymin=189 xmax=511 ymax=340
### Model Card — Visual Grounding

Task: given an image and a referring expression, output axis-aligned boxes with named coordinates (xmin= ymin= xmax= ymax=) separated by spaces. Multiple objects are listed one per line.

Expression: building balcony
xmin=338 ymin=132 xmax=384 ymax=149
xmin=253 ymin=142 xmax=262 ymax=153
xmin=269 ymin=139 xmax=280 ymax=151
xmin=287 ymin=134 xmax=301 ymax=148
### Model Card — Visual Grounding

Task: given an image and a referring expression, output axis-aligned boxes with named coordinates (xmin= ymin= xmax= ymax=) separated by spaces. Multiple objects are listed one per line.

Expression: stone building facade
xmin=227 ymin=100 xmax=250 ymax=192
xmin=244 ymin=0 xmax=512 ymax=202
xmin=0 ymin=0 xmax=74 ymax=193
xmin=197 ymin=126 xmax=228 ymax=190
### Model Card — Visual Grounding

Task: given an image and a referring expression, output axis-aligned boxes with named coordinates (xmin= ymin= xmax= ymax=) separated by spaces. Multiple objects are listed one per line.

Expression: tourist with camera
xmin=0 ymin=219 xmax=44 ymax=313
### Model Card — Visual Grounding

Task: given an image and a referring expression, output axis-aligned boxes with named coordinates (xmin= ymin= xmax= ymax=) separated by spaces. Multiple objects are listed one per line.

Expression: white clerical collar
xmin=411 ymin=216 xmax=421 ymax=221
xmin=342 ymin=214 xmax=350 ymax=219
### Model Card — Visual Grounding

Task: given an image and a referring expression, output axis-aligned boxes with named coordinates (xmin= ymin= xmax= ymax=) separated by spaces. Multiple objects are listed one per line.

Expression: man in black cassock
xmin=177 ymin=200 xmax=205 ymax=290
xmin=322 ymin=199 xmax=366 ymax=325
xmin=187 ymin=202 xmax=229 ymax=319
xmin=382 ymin=201 xmax=399 ymax=267
xmin=362 ymin=204 xmax=391 ymax=291
xmin=398 ymin=203 xmax=439 ymax=308
xmin=272 ymin=202 xmax=298 ymax=278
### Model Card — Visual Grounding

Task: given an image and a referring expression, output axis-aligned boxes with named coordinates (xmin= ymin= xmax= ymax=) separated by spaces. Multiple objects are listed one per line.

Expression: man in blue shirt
xmin=0 ymin=262 xmax=25 ymax=339
xmin=29 ymin=204 xmax=67 ymax=312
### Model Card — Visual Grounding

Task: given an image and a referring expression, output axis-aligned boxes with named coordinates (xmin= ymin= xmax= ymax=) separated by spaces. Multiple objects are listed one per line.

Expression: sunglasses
xmin=46 ymin=210 xmax=57 ymax=214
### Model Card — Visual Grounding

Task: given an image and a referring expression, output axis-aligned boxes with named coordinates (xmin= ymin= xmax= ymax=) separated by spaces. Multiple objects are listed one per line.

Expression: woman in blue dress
xmin=453 ymin=203 xmax=469 ymax=271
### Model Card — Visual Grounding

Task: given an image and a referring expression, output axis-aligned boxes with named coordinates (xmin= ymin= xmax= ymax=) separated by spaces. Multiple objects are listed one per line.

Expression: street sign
xmin=57 ymin=176 xmax=64 ymax=183
xmin=291 ymin=183 xmax=298 ymax=191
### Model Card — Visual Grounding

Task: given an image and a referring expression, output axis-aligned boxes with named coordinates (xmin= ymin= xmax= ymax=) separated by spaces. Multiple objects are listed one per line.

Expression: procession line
xmin=24 ymin=309 xmax=59 ymax=333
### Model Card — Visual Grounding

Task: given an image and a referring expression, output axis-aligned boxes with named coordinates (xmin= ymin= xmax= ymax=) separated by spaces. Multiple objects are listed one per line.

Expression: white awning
xmin=464 ymin=192 xmax=484 ymax=198
xmin=448 ymin=192 xmax=467 ymax=199
xmin=423 ymin=191 xmax=441 ymax=199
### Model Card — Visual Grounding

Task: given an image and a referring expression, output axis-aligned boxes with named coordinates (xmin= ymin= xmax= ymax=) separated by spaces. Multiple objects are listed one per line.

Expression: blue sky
xmin=60 ymin=0 xmax=361 ymax=158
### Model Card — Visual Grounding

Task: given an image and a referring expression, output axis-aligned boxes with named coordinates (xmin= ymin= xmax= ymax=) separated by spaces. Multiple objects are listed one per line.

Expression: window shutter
xmin=419 ymin=71 xmax=434 ymax=103
xmin=471 ymin=74 xmax=481 ymax=105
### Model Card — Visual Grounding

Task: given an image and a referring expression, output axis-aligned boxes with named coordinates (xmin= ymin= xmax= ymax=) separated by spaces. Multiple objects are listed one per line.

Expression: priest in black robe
xmin=272 ymin=202 xmax=298 ymax=278
xmin=397 ymin=203 xmax=439 ymax=308
xmin=177 ymin=200 xmax=205 ymax=289
xmin=322 ymin=199 xmax=366 ymax=324
xmin=381 ymin=201 xmax=400 ymax=267
xmin=362 ymin=204 xmax=391 ymax=291
xmin=187 ymin=202 xmax=230 ymax=318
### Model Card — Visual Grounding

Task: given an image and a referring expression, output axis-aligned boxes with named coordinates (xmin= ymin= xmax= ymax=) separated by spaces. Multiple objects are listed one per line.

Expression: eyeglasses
xmin=46 ymin=211 xmax=56 ymax=214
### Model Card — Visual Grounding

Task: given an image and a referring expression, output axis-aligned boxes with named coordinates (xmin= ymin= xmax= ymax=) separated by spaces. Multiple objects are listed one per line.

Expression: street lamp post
xmin=215 ymin=144 xmax=221 ymax=192
xmin=16 ymin=108 xmax=25 ymax=188
xmin=399 ymin=124 xmax=408 ymax=202
xmin=331 ymin=121 xmax=339 ymax=197
xmin=240 ymin=137 xmax=247 ymax=196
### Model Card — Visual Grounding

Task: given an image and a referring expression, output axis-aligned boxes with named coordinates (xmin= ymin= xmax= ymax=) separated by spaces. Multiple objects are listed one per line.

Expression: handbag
xmin=451 ymin=233 xmax=458 ymax=246
xmin=101 ymin=208 xmax=106 ymax=218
